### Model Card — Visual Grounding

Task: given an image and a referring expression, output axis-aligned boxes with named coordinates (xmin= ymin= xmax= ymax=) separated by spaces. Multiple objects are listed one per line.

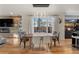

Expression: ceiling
xmin=0 ymin=4 xmax=79 ymax=16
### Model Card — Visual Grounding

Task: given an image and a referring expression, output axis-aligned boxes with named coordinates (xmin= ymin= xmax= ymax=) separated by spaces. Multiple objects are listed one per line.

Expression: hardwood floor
xmin=0 ymin=39 xmax=79 ymax=54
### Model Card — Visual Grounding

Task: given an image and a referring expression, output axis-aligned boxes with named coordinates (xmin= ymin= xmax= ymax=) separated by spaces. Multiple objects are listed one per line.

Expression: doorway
xmin=65 ymin=16 xmax=77 ymax=39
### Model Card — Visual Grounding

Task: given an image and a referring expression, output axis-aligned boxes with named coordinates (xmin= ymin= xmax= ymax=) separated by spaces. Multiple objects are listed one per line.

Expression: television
xmin=0 ymin=19 xmax=14 ymax=27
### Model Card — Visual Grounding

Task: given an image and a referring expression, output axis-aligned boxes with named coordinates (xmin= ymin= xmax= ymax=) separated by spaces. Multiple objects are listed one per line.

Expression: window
xmin=32 ymin=16 xmax=56 ymax=34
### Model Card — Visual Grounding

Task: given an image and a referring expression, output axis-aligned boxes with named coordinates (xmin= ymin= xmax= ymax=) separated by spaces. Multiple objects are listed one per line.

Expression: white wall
xmin=58 ymin=15 xmax=65 ymax=40
xmin=52 ymin=15 xmax=65 ymax=40
xmin=22 ymin=15 xmax=32 ymax=34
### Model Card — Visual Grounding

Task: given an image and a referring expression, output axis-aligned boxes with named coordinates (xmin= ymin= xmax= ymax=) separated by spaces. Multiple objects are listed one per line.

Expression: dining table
xmin=21 ymin=33 xmax=57 ymax=49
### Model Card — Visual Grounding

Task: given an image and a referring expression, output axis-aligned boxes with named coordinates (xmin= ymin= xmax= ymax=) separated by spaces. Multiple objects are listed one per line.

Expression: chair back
xmin=18 ymin=31 xmax=26 ymax=39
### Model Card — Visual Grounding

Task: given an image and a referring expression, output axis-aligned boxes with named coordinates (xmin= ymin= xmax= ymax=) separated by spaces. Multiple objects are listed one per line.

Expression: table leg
xmin=39 ymin=37 xmax=43 ymax=48
xmin=29 ymin=38 xmax=32 ymax=48
xmin=49 ymin=38 xmax=53 ymax=48
xmin=53 ymin=39 xmax=56 ymax=46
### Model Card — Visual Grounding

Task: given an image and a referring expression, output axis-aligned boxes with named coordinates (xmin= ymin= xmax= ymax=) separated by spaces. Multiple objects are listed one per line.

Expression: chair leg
xmin=24 ymin=41 xmax=26 ymax=48
xmin=49 ymin=38 xmax=53 ymax=48
xmin=57 ymin=37 xmax=60 ymax=45
xmin=53 ymin=39 xmax=56 ymax=47
xmin=39 ymin=39 xmax=41 ymax=48
xmin=19 ymin=39 xmax=22 ymax=46
xmin=50 ymin=41 xmax=53 ymax=48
